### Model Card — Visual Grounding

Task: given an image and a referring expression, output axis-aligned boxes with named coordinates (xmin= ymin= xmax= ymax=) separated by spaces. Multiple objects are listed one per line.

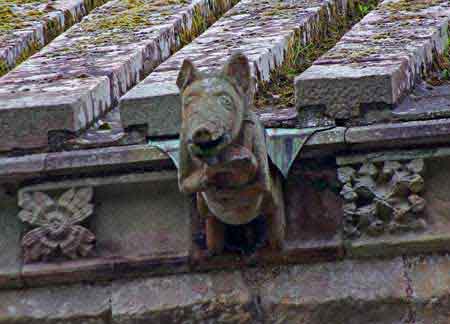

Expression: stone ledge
xmin=258 ymin=258 xmax=410 ymax=323
xmin=0 ymin=254 xmax=448 ymax=322
xmin=0 ymin=282 xmax=111 ymax=324
xmin=111 ymin=272 xmax=253 ymax=324
xmin=5 ymin=118 xmax=450 ymax=181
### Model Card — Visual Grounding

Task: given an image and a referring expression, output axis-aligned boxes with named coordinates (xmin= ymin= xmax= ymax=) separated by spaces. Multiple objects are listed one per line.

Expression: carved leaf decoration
xmin=60 ymin=225 xmax=96 ymax=259
xmin=406 ymin=159 xmax=424 ymax=174
xmin=19 ymin=187 xmax=96 ymax=263
xmin=21 ymin=227 xmax=54 ymax=263
xmin=21 ymin=225 xmax=95 ymax=263
xmin=58 ymin=187 xmax=94 ymax=224
xmin=18 ymin=191 xmax=55 ymax=226
xmin=339 ymin=159 xmax=427 ymax=239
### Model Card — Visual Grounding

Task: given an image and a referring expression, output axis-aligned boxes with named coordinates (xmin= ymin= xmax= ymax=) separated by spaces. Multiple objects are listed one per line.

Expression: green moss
xmin=0 ymin=39 xmax=40 ymax=77
xmin=382 ymin=0 xmax=444 ymax=12
xmin=0 ymin=0 xmax=47 ymax=4
xmin=178 ymin=6 xmax=208 ymax=47
xmin=0 ymin=59 xmax=8 ymax=77
xmin=0 ymin=6 xmax=24 ymax=31
xmin=262 ymin=3 xmax=303 ymax=17
xmin=0 ymin=4 xmax=48 ymax=31
xmin=427 ymin=26 xmax=450 ymax=85
xmin=255 ymin=0 xmax=379 ymax=109
xmin=80 ymin=0 xmax=189 ymax=31
xmin=178 ymin=0 xmax=238 ymax=50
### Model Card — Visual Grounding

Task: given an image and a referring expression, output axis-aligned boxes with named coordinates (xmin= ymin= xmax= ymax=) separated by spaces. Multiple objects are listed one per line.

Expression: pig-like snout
xmin=188 ymin=122 xmax=230 ymax=158
xmin=192 ymin=127 xmax=215 ymax=145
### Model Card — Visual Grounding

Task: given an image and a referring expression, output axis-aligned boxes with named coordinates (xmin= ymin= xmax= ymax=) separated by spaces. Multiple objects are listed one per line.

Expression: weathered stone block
xmin=0 ymin=0 xmax=237 ymax=151
xmin=259 ymin=258 xmax=410 ymax=324
xmin=407 ymin=254 xmax=450 ymax=300
xmin=282 ymin=159 xmax=344 ymax=260
xmin=296 ymin=0 xmax=450 ymax=124
xmin=120 ymin=0 xmax=353 ymax=136
xmin=0 ymin=0 xmax=109 ymax=77
xmin=296 ymin=63 xmax=401 ymax=120
xmin=120 ymin=83 xmax=181 ymax=136
xmin=0 ymin=283 xmax=110 ymax=323
xmin=92 ymin=172 xmax=191 ymax=276
xmin=111 ymin=271 xmax=254 ymax=323
xmin=408 ymin=254 xmax=450 ymax=324
xmin=415 ymin=296 xmax=450 ymax=324
xmin=0 ymin=186 xmax=23 ymax=288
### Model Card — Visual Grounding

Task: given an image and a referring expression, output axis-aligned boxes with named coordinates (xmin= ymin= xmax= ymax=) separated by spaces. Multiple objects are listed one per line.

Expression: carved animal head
xmin=177 ymin=53 xmax=253 ymax=159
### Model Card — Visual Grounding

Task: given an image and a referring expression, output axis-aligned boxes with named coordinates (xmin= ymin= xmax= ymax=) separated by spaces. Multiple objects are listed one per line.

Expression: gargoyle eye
xmin=219 ymin=95 xmax=233 ymax=108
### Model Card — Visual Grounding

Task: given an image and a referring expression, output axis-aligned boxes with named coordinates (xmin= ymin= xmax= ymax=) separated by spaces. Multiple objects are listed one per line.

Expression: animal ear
xmin=222 ymin=52 xmax=252 ymax=95
xmin=177 ymin=59 xmax=201 ymax=92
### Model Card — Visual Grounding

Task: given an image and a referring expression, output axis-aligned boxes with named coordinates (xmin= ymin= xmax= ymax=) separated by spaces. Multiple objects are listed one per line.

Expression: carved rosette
xmin=337 ymin=159 xmax=427 ymax=239
xmin=18 ymin=187 xmax=96 ymax=263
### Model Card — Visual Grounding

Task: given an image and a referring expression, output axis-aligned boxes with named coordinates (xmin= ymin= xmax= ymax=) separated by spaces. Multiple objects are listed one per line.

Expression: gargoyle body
xmin=177 ymin=53 xmax=285 ymax=254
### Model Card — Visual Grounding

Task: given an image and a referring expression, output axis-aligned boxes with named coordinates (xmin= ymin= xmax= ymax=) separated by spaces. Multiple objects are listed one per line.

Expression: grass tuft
xmin=254 ymin=0 xmax=378 ymax=109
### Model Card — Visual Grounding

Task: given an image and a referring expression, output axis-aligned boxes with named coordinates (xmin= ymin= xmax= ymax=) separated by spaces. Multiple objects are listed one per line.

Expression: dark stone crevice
xmin=402 ymin=255 xmax=417 ymax=324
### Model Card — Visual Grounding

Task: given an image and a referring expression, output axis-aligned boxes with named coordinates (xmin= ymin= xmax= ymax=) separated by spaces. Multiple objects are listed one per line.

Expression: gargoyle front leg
xmin=197 ymin=193 xmax=225 ymax=254
xmin=180 ymin=168 xmax=208 ymax=194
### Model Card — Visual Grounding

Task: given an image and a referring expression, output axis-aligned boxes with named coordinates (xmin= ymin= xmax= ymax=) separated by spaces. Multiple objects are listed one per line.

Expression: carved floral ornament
xmin=337 ymin=159 xmax=427 ymax=239
xmin=18 ymin=187 xmax=96 ymax=263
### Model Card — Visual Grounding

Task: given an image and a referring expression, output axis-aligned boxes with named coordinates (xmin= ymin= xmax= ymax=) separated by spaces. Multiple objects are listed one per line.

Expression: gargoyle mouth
xmin=190 ymin=134 xmax=230 ymax=157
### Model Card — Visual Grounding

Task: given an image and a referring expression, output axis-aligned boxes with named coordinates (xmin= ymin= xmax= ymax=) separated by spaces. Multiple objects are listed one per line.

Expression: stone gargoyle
xmin=177 ymin=53 xmax=285 ymax=254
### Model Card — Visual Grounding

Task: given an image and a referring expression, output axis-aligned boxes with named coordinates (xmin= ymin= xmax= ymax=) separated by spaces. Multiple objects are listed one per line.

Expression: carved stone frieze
xmin=18 ymin=187 xmax=95 ymax=263
xmin=337 ymin=159 xmax=427 ymax=239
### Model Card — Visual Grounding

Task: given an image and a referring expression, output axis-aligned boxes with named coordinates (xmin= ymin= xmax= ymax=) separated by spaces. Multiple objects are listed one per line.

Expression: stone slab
xmin=120 ymin=0 xmax=352 ymax=136
xmin=0 ymin=144 xmax=173 ymax=182
xmin=111 ymin=271 xmax=253 ymax=324
xmin=282 ymin=160 xmax=344 ymax=259
xmin=0 ymin=186 xmax=23 ymax=288
xmin=390 ymin=81 xmax=450 ymax=123
xmin=407 ymin=254 xmax=450 ymax=324
xmin=345 ymin=118 xmax=450 ymax=148
xmin=0 ymin=283 xmax=110 ymax=323
xmin=407 ymin=254 xmax=450 ymax=301
xmin=258 ymin=258 xmax=410 ymax=324
xmin=22 ymin=258 xmax=114 ymax=288
xmin=337 ymin=150 xmax=450 ymax=258
xmin=0 ymin=0 xmax=109 ymax=77
xmin=18 ymin=172 xmax=191 ymax=286
xmin=92 ymin=173 xmax=191 ymax=276
xmin=0 ymin=0 xmax=238 ymax=152
xmin=296 ymin=0 xmax=450 ymax=124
